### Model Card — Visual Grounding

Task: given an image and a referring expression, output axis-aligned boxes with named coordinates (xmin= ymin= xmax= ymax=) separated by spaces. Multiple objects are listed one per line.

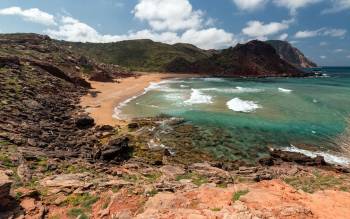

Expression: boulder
xmin=98 ymin=137 xmax=132 ymax=162
xmin=0 ymin=170 xmax=13 ymax=209
xmin=76 ymin=115 xmax=95 ymax=129
xmin=98 ymin=125 xmax=114 ymax=132
xmin=39 ymin=173 xmax=92 ymax=189
xmin=89 ymin=71 xmax=114 ymax=82
xmin=0 ymin=56 xmax=20 ymax=68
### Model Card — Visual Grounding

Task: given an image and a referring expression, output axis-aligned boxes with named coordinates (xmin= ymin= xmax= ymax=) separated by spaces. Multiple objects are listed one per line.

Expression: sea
xmin=115 ymin=67 xmax=350 ymax=166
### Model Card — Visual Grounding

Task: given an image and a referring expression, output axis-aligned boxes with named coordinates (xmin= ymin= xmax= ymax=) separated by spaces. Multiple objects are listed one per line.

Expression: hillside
xmin=1 ymin=33 xmax=350 ymax=219
xmin=166 ymin=40 xmax=309 ymax=77
xmin=266 ymin=40 xmax=317 ymax=68
xmin=62 ymin=40 xmax=213 ymax=72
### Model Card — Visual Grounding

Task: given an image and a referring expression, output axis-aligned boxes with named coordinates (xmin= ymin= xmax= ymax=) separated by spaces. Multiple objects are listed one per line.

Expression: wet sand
xmin=80 ymin=73 xmax=196 ymax=126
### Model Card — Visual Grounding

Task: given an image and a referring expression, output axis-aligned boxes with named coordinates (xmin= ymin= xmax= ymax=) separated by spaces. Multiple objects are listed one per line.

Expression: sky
xmin=0 ymin=0 xmax=349 ymax=66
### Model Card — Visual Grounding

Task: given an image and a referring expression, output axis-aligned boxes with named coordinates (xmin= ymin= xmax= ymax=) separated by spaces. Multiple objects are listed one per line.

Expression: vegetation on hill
xmin=62 ymin=40 xmax=213 ymax=72
xmin=166 ymin=40 xmax=309 ymax=77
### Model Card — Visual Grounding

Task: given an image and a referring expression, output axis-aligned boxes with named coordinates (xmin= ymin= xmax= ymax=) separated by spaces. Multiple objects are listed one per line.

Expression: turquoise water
xmin=117 ymin=67 xmax=350 ymax=164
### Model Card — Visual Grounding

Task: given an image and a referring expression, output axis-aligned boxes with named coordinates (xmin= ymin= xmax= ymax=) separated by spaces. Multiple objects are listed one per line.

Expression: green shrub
xmin=232 ymin=189 xmax=249 ymax=201
xmin=67 ymin=208 xmax=88 ymax=219
xmin=65 ymin=193 xmax=99 ymax=210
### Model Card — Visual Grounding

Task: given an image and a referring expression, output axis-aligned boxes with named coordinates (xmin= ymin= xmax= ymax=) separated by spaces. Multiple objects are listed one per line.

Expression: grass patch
xmin=211 ymin=207 xmax=221 ymax=212
xmin=284 ymin=172 xmax=345 ymax=193
xmin=65 ymin=193 xmax=99 ymax=210
xmin=48 ymin=215 xmax=60 ymax=219
xmin=67 ymin=208 xmax=88 ymax=219
xmin=146 ymin=189 xmax=158 ymax=197
xmin=232 ymin=189 xmax=249 ymax=201
xmin=0 ymin=140 xmax=11 ymax=146
xmin=216 ymin=182 xmax=228 ymax=188
xmin=176 ymin=172 xmax=209 ymax=186
xmin=143 ymin=172 xmax=162 ymax=183
xmin=122 ymin=174 xmax=139 ymax=183
xmin=0 ymin=154 xmax=15 ymax=167
xmin=102 ymin=196 xmax=111 ymax=209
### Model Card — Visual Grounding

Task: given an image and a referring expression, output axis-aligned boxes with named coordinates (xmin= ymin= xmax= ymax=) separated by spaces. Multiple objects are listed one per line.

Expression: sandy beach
xmin=80 ymin=73 xmax=196 ymax=126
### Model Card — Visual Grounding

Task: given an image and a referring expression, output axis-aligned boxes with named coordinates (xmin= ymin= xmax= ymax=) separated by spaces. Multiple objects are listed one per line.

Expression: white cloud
xmin=46 ymin=16 xmax=236 ymax=49
xmin=242 ymin=20 xmax=289 ymax=38
xmin=0 ymin=7 xmax=56 ymax=26
xmin=295 ymin=28 xmax=347 ymax=38
xmin=232 ymin=0 xmax=268 ymax=11
xmin=278 ymin=33 xmax=288 ymax=40
xmin=2 ymin=1 xmax=236 ymax=50
xmin=295 ymin=29 xmax=321 ymax=38
xmin=133 ymin=0 xmax=204 ymax=31
xmin=320 ymin=55 xmax=327 ymax=59
xmin=322 ymin=0 xmax=350 ymax=13
xmin=273 ymin=0 xmax=321 ymax=15
xmin=323 ymin=28 xmax=347 ymax=37
xmin=334 ymin=49 xmax=344 ymax=52
xmin=181 ymin=28 xmax=236 ymax=49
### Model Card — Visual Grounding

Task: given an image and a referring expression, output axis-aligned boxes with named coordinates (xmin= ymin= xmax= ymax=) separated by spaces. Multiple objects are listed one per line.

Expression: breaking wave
xmin=185 ymin=89 xmax=213 ymax=105
xmin=226 ymin=98 xmax=261 ymax=113
xmin=200 ymin=86 xmax=263 ymax=93
xmin=201 ymin=77 xmax=226 ymax=82
xmin=278 ymin=87 xmax=293 ymax=93
xmin=282 ymin=145 xmax=350 ymax=166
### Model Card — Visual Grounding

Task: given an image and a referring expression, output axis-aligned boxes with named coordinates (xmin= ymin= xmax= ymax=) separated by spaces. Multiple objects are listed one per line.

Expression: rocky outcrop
xmin=268 ymin=149 xmax=327 ymax=166
xmin=76 ymin=115 xmax=95 ymax=129
xmin=95 ymin=137 xmax=132 ymax=162
xmin=0 ymin=56 xmax=20 ymax=68
xmin=30 ymin=60 xmax=92 ymax=88
xmin=89 ymin=70 xmax=114 ymax=82
xmin=166 ymin=40 xmax=310 ymax=77
xmin=0 ymin=170 xmax=13 ymax=209
xmin=267 ymin=40 xmax=317 ymax=68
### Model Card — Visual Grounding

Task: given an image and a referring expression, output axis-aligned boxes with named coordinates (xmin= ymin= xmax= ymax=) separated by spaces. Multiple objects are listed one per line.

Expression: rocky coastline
xmin=1 ymin=34 xmax=350 ymax=218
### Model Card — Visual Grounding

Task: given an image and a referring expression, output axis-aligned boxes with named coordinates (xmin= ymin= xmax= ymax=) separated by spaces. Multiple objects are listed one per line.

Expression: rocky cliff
xmin=166 ymin=40 xmax=309 ymax=77
xmin=266 ymin=40 xmax=317 ymax=68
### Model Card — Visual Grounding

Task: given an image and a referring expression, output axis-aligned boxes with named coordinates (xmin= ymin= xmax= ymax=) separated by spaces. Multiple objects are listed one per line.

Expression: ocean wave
xmin=113 ymin=93 xmax=141 ymax=119
xmin=164 ymin=93 xmax=186 ymax=101
xmin=200 ymin=86 xmax=263 ymax=93
xmin=201 ymin=77 xmax=226 ymax=82
xmin=144 ymin=82 xmax=179 ymax=92
xmin=226 ymin=98 xmax=261 ymax=112
xmin=184 ymin=89 xmax=213 ymax=105
xmin=278 ymin=88 xmax=293 ymax=93
xmin=282 ymin=145 xmax=350 ymax=166
xmin=113 ymin=81 xmax=167 ymax=119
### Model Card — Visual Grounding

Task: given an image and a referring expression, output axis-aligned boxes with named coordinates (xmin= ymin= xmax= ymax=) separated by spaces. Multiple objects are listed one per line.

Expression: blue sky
xmin=0 ymin=0 xmax=349 ymax=66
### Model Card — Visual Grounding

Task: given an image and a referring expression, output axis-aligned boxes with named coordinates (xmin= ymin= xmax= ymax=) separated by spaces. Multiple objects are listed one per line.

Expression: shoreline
xmin=80 ymin=73 xmax=197 ymax=126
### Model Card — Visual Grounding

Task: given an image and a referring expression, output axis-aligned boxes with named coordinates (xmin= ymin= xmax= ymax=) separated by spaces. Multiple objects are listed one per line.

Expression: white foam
xmin=113 ymin=93 xmax=142 ymax=119
xmin=113 ymin=80 xmax=169 ymax=119
xmin=226 ymin=98 xmax=261 ymax=113
xmin=202 ymin=77 xmax=226 ymax=82
xmin=200 ymin=86 xmax=263 ymax=94
xmin=236 ymin=86 xmax=263 ymax=93
xmin=184 ymin=89 xmax=213 ymax=105
xmin=278 ymin=88 xmax=293 ymax=93
xmin=282 ymin=145 xmax=350 ymax=166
